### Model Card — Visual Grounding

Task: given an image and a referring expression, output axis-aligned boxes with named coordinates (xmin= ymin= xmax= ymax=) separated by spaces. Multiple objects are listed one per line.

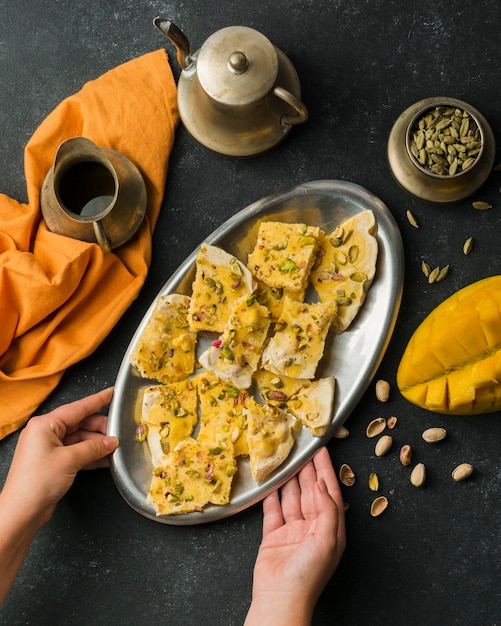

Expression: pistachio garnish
xmin=279 ymin=258 xmax=298 ymax=273
xmin=299 ymin=235 xmax=318 ymax=247
xmin=366 ymin=417 xmax=386 ymax=438
xmin=339 ymin=463 xmax=355 ymax=486
xmin=451 ymin=463 xmax=474 ymax=482
xmin=422 ymin=427 xmax=447 ymax=443
xmin=375 ymin=434 xmax=393 ymax=457
xmin=348 ymin=245 xmax=359 ymax=263
xmin=266 ymin=390 xmax=287 ymax=402
xmin=410 ymin=463 xmax=426 ymax=487
xmin=399 ymin=444 xmax=412 ymax=466
xmin=368 ymin=472 xmax=379 ymax=491
xmin=350 ymin=271 xmax=368 ymax=282
xmin=370 ymin=495 xmax=388 ymax=517
xmin=375 ymin=379 xmax=390 ymax=402
xmin=135 ymin=422 xmax=148 ymax=442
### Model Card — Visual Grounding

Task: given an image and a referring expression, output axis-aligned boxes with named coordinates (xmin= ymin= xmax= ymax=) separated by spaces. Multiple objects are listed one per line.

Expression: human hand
xmin=245 ymin=447 xmax=346 ymax=626
xmin=1 ymin=387 xmax=119 ymax=528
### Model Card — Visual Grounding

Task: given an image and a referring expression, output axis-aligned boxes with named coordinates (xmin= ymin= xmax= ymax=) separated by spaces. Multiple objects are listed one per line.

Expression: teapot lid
xmin=197 ymin=26 xmax=279 ymax=106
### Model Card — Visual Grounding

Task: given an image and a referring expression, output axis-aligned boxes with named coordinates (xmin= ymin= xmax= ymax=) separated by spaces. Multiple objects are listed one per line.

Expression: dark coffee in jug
xmin=56 ymin=161 xmax=116 ymax=217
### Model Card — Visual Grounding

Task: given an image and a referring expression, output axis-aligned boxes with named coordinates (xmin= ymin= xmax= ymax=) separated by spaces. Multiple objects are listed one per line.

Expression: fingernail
xmin=104 ymin=436 xmax=119 ymax=451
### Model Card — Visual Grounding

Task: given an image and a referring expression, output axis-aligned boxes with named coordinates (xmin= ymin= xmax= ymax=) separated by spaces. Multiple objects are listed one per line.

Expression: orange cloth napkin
xmin=0 ymin=49 xmax=179 ymax=439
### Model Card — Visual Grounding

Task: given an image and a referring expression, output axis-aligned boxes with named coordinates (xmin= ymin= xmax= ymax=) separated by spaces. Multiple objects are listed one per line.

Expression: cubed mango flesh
xmin=397 ymin=276 xmax=501 ymax=414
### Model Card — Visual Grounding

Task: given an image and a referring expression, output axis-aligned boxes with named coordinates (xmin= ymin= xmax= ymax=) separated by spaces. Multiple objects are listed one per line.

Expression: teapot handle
xmin=273 ymin=86 xmax=309 ymax=126
xmin=93 ymin=220 xmax=112 ymax=253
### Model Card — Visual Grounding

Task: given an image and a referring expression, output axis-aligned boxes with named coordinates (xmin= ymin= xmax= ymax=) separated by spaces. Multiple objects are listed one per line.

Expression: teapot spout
xmin=153 ymin=17 xmax=193 ymax=70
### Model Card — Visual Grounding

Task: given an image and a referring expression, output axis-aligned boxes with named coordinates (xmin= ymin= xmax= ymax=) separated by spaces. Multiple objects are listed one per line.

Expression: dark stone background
xmin=0 ymin=1 xmax=500 ymax=624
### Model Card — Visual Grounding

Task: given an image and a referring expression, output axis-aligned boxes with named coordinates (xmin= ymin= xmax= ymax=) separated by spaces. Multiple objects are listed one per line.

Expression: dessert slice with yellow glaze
xmin=310 ymin=210 xmax=378 ymax=333
xmin=254 ymin=278 xmax=306 ymax=322
xmin=196 ymin=371 xmax=250 ymax=457
xmin=247 ymin=221 xmax=321 ymax=293
xmin=199 ymin=294 xmax=271 ymax=390
xmin=188 ymin=243 xmax=255 ymax=333
xmin=286 ymin=376 xmax=335 ymax=437
xmin=261 ymin=297 xmax=337 ymax=379
xmin=130 ymin=294 xmax=196 ymax=383
xmin=140 ymin=379 xmax=198 ymax=468
xmin=245 ymin=396 xmax=300 ymax=482
xmin=147 ymin=436 xmax=237 ymax=515
xmin=253 ymin=368 xmax=307 ymax=406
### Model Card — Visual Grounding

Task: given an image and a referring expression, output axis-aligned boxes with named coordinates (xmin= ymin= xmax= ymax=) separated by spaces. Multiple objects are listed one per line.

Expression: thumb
xmin=65 ymin=435 xmax=119 ymax=471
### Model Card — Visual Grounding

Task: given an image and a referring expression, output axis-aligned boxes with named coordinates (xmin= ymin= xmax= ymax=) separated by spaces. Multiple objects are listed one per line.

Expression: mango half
xmin=397 ymin=276 xmax=501 ymax=415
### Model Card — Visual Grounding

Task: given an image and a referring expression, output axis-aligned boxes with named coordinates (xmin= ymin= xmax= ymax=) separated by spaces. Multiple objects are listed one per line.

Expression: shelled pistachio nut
xmin=375 ymin=379 xmax=390 ymax=402
xmin=410 ymin=463 xmax=426 ymax=487
xmin=369 ymin=472 xmax=379 ymax=491
xmin=422 ymin=427 xmax=447 ymax=443
xmin=452 ymin=463 xmax=474 ymax=482
xmin=399 ymin=444 xmax=412 ymax=466
xmin=375 ymin=434 xmax=393 ymax=457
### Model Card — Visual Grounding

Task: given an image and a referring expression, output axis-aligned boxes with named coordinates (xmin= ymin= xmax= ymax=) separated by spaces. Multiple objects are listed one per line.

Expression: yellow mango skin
xmin=397 ymin=276 xmax=501 ymax=415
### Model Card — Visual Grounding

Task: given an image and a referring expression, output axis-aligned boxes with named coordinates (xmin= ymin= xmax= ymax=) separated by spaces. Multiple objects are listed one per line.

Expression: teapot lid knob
xmin=228 ymin=51 xmax=249 ymax=74
xmin=197 ymin=26 xmax=278 ymax=106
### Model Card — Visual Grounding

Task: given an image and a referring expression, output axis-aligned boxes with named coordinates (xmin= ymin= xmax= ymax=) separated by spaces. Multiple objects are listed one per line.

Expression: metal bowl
xmin=387 ymin=97 xmax=495 ymax=203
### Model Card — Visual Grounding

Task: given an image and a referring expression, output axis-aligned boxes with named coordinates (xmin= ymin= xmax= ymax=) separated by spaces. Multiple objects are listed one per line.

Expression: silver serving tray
xmin=108 ymin=180 xmax=404 ymax=525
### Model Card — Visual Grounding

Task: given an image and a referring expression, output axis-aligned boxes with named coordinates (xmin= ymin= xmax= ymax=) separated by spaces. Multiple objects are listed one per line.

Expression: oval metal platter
xmin=108 ymin=180 xmax=404 ymax=525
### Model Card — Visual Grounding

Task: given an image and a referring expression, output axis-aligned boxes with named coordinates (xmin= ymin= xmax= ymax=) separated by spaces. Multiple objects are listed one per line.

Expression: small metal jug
xmin=40 ymin=137 xmax=147 ymax=252
xmin=154 ymin=19 xmax=309 ymax=156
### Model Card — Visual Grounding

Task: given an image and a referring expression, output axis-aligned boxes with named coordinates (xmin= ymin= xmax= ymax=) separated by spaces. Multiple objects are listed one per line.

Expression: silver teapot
xmin=154 ymin=18 xmax=308 ymax=156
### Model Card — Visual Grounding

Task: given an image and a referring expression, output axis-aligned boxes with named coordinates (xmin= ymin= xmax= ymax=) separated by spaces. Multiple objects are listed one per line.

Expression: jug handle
xmin=93 ymin=221 xmax=112 ymax=253
xmin=274 ymin=86 xmax=309 ymax=126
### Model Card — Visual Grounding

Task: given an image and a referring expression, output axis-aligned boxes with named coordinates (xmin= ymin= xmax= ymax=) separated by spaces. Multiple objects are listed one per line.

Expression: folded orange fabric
xmin=0 ymin=49 xmax=179 ymax=439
